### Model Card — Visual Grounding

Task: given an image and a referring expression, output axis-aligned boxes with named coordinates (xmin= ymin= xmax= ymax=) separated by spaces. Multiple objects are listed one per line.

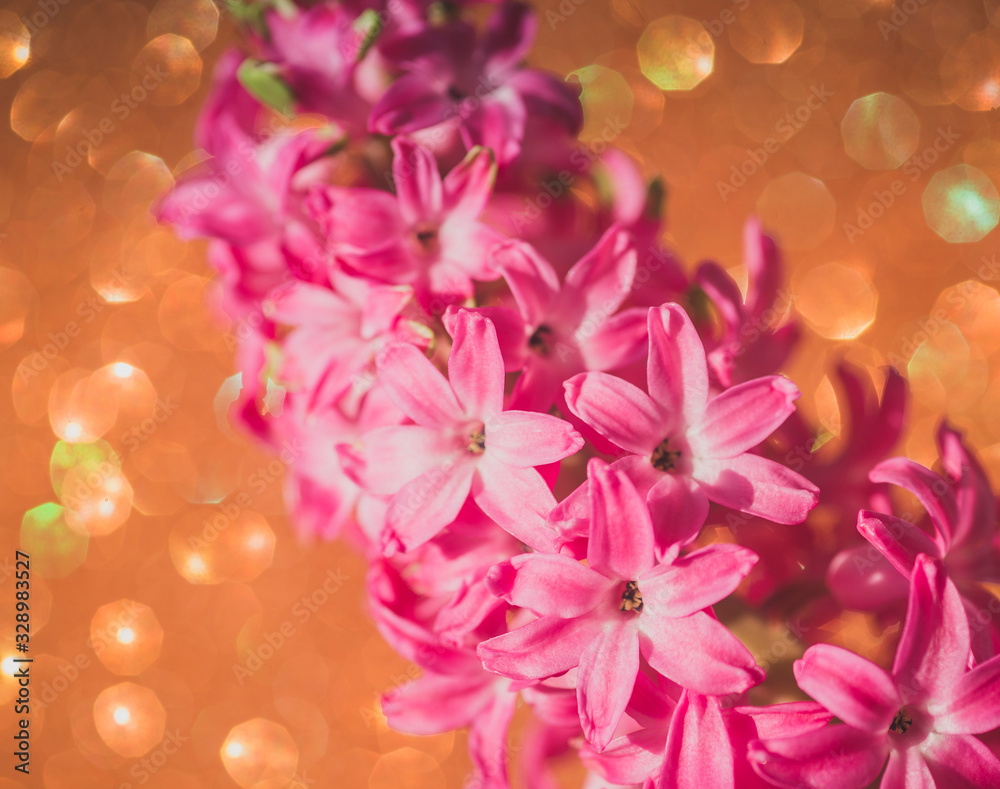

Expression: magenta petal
xmin=881 ymin=748 xmax=935 ymax=789
xmin=748 ymin=726 xmax=888 ymax=789
xmin=577 ymin=619 xmax=641 ymax=751
xmin=588 ymin=462 xmax=656 ymax=580
xmin=582 ymin=728 xmax=666 ymax=785
xmin=580 ymin=307 xmax=650 ymax=372
xmin=933 ymin=653 xmax=1000 ymax=734
xmin=892 ymin=555 xmax=971 ymax=705
xmin=492 ymin=240 xmax=560 ymax=327
xmin=640 ymin=544 xmax=757 ymax=619
xmin=639 ymin=611 xmax=763 ymax=696
xmin=383 ymin=460 xmax=475 ymax=553
xmin=646 ymin=473 xmax=710 ymax=553
xmin=487 ymin=410 xmax=583 ymax=468
xmin=792 ymin=644 xmax=900 ymax=732
xmin=693 ymin=453 xmax=818 ymax=525
xmin=368 ymin=73 xmax=451 ymax=134
xmin=448 ymin=310 xmax=505 ymax=420
xmin=486 ymin=553 xmax=613 ymax=618
xmin=563 ymin=371 xmax=662 ymax=456
xmin=870 ymin=457 xmax=959 ymax=545
xmin=442 ymin=145 xmax=497 ymax=221
xmin=856 ymin=511 xmax=942 ymax=576
xmin=560 ymin=226 xmax=637 ymax=327
xmin=468 ymin=691 xmax=518 ymax=789
xmin=478 ymin=615 xmax=603 ymax=680
xmin=647 ymin=304 xmax=709 ymax=427
xmin=921 ymin=731 xmax=1000 ymax=788
xmin=378 ymin=342 xmax=464 ymax=429
xmin=693 ymin=376 xmax=800 ymax=459
xmin=391 ymin=136 xmax=442 ymax=226
xmin=473 ymin=458 xmax=558 ymax=552
xmin=659 ymin=693 xmax=734 ymax=789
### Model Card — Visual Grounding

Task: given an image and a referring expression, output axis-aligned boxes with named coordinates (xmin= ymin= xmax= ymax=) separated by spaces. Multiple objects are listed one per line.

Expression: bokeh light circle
xmin=841 ymin=93 xmax=921 ymax=170
xmin=922 ymin=164 xmax=1000 ymax=243
xmin=637 ymin=16 xmax=714 ymax=92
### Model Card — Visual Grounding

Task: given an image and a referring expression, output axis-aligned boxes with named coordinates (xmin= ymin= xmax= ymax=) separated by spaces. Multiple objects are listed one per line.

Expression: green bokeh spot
xmin=20 ymin=503 xmax=89 ymax=579
xmin=922 ymin=165 xmax=1000 ymax=243
xmin=50 ymin=439 xmax=120 ymax=500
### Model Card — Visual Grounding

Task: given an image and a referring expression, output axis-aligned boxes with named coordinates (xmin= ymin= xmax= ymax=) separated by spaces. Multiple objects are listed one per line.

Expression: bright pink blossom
xmin=479 ymin=463 xmax=762 ymax=750
xmin=308 ymin=136 xmax=504 ymax=311
xmin=750 ymin=555 xmax=1000 ymax=788
xmin=558 ymin=303 xmax=818 ymax=557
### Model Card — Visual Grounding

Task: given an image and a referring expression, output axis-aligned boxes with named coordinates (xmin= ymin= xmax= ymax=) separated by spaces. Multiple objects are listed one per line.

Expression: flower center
xmin=620 ymin=581 xmax=643 ymax=613
xmin=889 ymin=708 xmax=913 ymax=734
xmin=467 ymin=428 xmax=486 ymax=455
xmin=528 ymin=325 xmax=554 ymax=356
xmin=413 ymin=223 xmax=439 ymax=253
xmin=651 ymin=437 xmax=681 ymax=472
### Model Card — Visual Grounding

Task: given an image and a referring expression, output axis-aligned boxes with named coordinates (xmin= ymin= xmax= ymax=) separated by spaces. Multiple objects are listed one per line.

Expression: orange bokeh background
xmin=1 ymin=0 xmax=1000 ymax=786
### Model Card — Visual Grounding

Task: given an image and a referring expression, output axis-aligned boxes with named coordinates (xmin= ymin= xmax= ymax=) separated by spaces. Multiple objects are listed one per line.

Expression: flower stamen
xmin=620 ymin=581 xmax=643 ymax=613
xmin=467 ymin=429 xmax=486 ymax=455
xmin=528 ymin=325 xmax=553 ymax=356
xmin=889 ymin=708 xmax=912 ymax=734
xmin=651 ymin=438 xmax=681 ymax=472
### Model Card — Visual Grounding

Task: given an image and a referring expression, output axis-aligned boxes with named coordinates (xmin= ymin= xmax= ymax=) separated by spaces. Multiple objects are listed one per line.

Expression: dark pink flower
xmin=750 ymin=555 xmax=1000 ymax=788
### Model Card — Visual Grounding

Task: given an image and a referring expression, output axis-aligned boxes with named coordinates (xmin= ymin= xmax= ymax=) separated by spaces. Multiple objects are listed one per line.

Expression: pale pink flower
xmin=339 ymin=309 xmax=583 ymax=554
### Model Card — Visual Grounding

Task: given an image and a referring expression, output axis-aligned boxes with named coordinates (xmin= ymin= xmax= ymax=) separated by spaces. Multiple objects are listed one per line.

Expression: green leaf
xmin=237 ymin=58 xmax=295 ymax=117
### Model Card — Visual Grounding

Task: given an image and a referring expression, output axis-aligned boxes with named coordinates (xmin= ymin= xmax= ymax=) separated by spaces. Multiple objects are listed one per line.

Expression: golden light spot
xmin=226 ymin=741 xmax=244 ymax=759
xmin=112 ymin=362 xmax=134 ymax=378
xmin=117 ymin=627 xmax=135 ymax=645
xmin=113 ymin=706 xmax=131 ymax=725
xmin=64 ymin=421 xmax=83 ymax=441
xmin=638 ymin=16 xmax=714 ymax=92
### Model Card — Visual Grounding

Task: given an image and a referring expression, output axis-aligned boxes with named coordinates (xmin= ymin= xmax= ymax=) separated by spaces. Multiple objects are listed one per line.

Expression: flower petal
xmin=692 ymin=376 xmax=800 ymax=459
xmin=640 ymin=544 xmax=758 ymax=619
xmin=921 ymin=732 xmax=1000 ymax=789
xmin=382 ymin=671 xmax=491 ymax=735
xmin=881 ymin=748 xmax=936 ymax=789
xmin=932 ymin=653 xmax=1000 ymax=734
xmin=442 ymin=145 xmax=497 ymax=221
xmin=377 ymin=342 xmax=463 ymax=429
xmin=478 ymin=615 xmax=603 ymax=680
xmin=338 ymin=425 xmax=455 ymax=496
xmin=383 ymin=460 xmax=475 ymax=554
xmin=559 ymin=225 xmax=637 ymax=329
xmin=588 ymin=462 xmax=656 ymax=580
xmin=646 ymin=473 xmax=710 ymax=554
xmin=639 ymin=610 xmax=764 ymax=696
xmin=892 ymin=554 xmax=970 ymax=705
xmin=748 ymin=726 xmax=888 ymax=789
xmin=391 ymin=136 xmax=442 ymax=226
xmin=792 ymin=644 xmax=900 ymax=732
xmin=647 ymin=304 xmax=709 ymax=427
xmin=578 ymin=619 xmax=641 ymax=751
xmin=659 ymin=692 xmax=734 ymax=789
xmin=486 ymin=553 xmax=614 ymax=618
xmin=448 ymin=310 xmax=505 ymax=420
xmin=870 ymin=457 xmax=959 ymax=546
xmin=693 ymin=453 xmax=818 ymax=525
xmin=492 ymin=240 xmax=560 ymax=327
xmin=856 ymin=510 xmax=942 ymax=576
xmin=563 ymin=371 xmax=662 ymax=456
xmin=486 ymin=409 xmax=583 ymax=468
xmin=473 ymin=458 xmax=559 ymax=552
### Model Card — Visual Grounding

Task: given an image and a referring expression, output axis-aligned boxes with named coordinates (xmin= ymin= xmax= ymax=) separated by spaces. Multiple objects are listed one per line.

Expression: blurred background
xmin=1 ymin=0 xmax=999 ymax=786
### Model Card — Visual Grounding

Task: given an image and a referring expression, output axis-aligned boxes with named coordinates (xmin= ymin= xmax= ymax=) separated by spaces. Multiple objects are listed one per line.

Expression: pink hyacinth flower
xmin=339 ymin=309 xmax=583 ymax=554
xmin=479 ymin=462 xmax=763 ymax=750
xmin=560 ymin=303 xmax=818 ymax=555
xmin=468 ymin=225 xmax=648 ymax=414
xmin=307 ymin=136 xmax=504 ymax=312
xmin=750 ymin=555 xmax=1000 ymax=788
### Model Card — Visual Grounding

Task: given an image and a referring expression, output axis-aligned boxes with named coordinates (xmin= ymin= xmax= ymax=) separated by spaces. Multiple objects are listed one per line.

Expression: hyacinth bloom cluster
xmin=157 ymin=1 xmax=1000 ymax=787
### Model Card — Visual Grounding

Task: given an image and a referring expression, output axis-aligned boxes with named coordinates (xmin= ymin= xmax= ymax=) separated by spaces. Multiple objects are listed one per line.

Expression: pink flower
xmin=559 ymin=303 xmax=818 ymax=556
xmin=834 ymin=422 xmax=1000 ymax=658
xmin=694 ymin=218 xmax=799 ymax=388
xmin=340 ymin=309 xmax=583 ymax=554
xmin=307 ymin=136 xmax=504 ymax=311
xmin=478 ymin=462 xmax=763 ymax=750
xmin=370 ymin=3 xmax=582 ymax=163
xmin=459 ymin=225 xmax=648 ymax=414
xmin=750 ymin=555 xmax=1000 ymax=788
